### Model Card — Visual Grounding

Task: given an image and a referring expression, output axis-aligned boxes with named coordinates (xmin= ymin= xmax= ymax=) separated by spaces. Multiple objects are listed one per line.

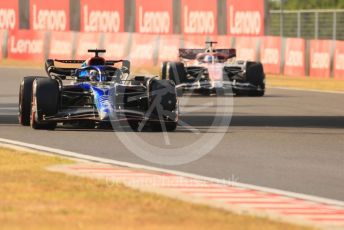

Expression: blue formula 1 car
xmin=19 ymin=50 xmax=178 ymax=131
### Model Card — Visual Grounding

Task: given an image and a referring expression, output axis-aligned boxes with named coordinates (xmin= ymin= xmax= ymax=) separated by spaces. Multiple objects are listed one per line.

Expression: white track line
xmin=0 ymin=107 xmax=17 ymax=110
xmin=270 ymin=86 xmax=344 ymax=94
xmin=0 ymin=137 xmax=343 ymax=208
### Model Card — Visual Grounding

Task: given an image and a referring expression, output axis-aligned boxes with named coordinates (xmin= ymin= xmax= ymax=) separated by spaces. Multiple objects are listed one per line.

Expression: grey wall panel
xmin=173 ymin=0 xmax=181 ymax=34
xmin=125 ymin=0 xmax=136 ymax=32
xmin=19 ymin=0 xmax=29 ymax=29
xmin=70 ymin=0 xmax=81 ymax=31
xmin=217 ymin=0 xmax=227 ymax=35
xmin=305 ymin=40 xmax=310 ymax=76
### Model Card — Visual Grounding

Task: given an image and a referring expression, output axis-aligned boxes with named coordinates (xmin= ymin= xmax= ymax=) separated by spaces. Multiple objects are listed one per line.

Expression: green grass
xmin=0 ymin=147 xmax=315 ymax=230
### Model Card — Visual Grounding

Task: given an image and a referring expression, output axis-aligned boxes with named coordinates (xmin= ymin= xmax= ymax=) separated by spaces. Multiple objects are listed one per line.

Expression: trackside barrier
xmin=80 ymin=0 xmax=125 ymax=33
xmin=283 ymin=38 xmax=306 ymax=77
xmin=235 ymin=36 xmax=259 ymax=61
xmin=48 ymin=31 xmax=74 ymax=59
xmin=309 ymin=40 xmax=333 ymax=79
xmin=1 ymin=29 xmax=344 ymax=79
xmin=260 ymin=36 xmax=282 ymax=74
xmin=157 ymin=34 xmax=181 ymax=63
xmin=226 ymin=0 xmax=265 ymax=36
xmin=0 ymin=1 xmax=19 ymax=31
xmin=334 ymin=40 xmax=344 ymax=79
xmin=135 ymin=0 xmax=173 ymax=34
xmin=30 ymin=0 xmax=70 ymax=32
xmin=6 ymin=30 xmax=46 ymax=61
xmin=128 ymin=33 xmax=159 ymax=67
xmin=102 ymin=33 xmax=131 ymax=60
xmin=181 ymin=0 xmax=218 ymax=35
xmin=74 ymin=32 xmax=102 ymax=60
xmin=0 ymin=30 xmax=4 ymax=60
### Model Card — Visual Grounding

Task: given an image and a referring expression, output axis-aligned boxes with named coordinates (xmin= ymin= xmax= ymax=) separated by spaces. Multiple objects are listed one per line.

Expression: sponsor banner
xmin=136 ymin=0 xmax=173 ymax=34
xmin=309 ymin=40 xmax=332 ymax=78
xmin=129 ymin=33 xmax=159 ymax=67
xmin=181 ymin=0 xmax=217 ymax=35
xmin=80 ymin=0 xmax=124 ymax=33
xmin=102 ymin=33 xmax=130 ymax=60
xmin=283 ymin=38 xmax=306 ymax=77
xmin=7 ymin=30 xmax=46 ymax=60
xmin=0 ymin=1 xmax=18 ymax=30
xmin=334 ymin=40 xmax=344 ymax=79
xmin=260 ymin=36 xmax=281 ymax=74
xmin=48 ymin=31 xmax=73 ymax=59
xmin=207 ymin=35 xmax=232 ymax=48
xmin=235 ymin=36 xmax=258 ymax=61
xmin=182 ymin=35 xmax=208 ymax=48
xmin=227 ymin=0 xmax=265 ymax=36
xmin=0 ymin=30 xmax=3 ymax=60
xmin=30 ymin=0 xmax=70 ymax=31
xmin=158 ymin=34 xmax=181 ymax=62
xmin=75 ymin=32 xmax=102 ymax=59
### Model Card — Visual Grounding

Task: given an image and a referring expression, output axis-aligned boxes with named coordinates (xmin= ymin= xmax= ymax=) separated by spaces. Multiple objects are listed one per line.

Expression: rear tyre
xmin=161 ymin=61 xmax=168 ymax=80
xmin=31 ymin=78 xmax=59 ymax=130
xmin=18 ymin=76 xmax=44 ymax=126
xmin=163 ymin=62 xmax=188 ymax=85
xmin=150 ymin=121 xmax=177 ymax=132
xmin=149 ymin=79 xmax=178 ymax=132
xmin=245 ymin=62 xmax=265 ymax=97
xmin=128 ymin=120 xmax=140 ymax=132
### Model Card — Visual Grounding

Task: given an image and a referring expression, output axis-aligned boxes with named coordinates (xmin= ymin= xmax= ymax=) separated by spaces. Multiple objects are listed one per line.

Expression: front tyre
xmin=162 ymin=62 xmax=188 ymax=85
xmin=31 ymin=78 xmax=59 ymax=130
xmin=245 ymin=62 xmax=265 ymax=97
xmin=150 ymin=121 xmax=177 ymax=132
xmin=149 ymin=79 xmax=178 ymax=132
xmin=19 ymin=76 xmax=44 ymax=126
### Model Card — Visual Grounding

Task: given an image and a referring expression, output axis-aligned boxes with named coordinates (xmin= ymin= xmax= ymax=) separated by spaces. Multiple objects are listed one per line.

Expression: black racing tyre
xmin=161 ymin=61 xmax=168 ymax=80
xmin=79 ymin=120 xmax=96 ymax=129
xmin=245 ymin=62 xmax=265 ymax=97
xmin=31 ymin=78 xmax=59 ymax=130
xmin=18 ymin=76 xmax=45 ymax=126
xmin=149 ymin=79 xmax=178 ymax=132
xmin=165 ymin=62 xmax=188 ymax=85
xmin=128 ymin=120 xmax=140 ymax=132
xmin=150 ymin=121 xmax=177 ymax=132
xmin=215 ymin=88 xmax=225 ymax=97
xmin=176 ymin=87 xmax=183 ymax=97
xmin=200 ymin=88 xmax=211 ymax=96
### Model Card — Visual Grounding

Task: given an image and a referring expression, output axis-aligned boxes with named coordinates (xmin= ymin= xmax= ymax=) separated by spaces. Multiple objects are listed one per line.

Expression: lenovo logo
xmin=83 ymin=5 xmax=120 ymax=33
xmin=78 ymin=41 xmax=98 ymax=56
xmin=261 ymin=48 xmax=279 ymax=65
xmin=286 ymin=51 xmax=304 ymax=67
xmin=131 ymin=44 xmax=153 ymax=60
xmin=336 ymin=52 xmax=344 ymax=70
xmin=0 ymin=8 xmax=16 ymax=29
xmin=51 ymin=40 xmax=72 ymax=55
xmin=138 ymin=6 xmax=170 ymax=34
xmin=183 ymin=6 xmax=215 ymax=34
xmin=107 ymin=43 xmax=125 ymax=59
xmin=160 ymin=45 xmax=178 ymax=60
xmin=229 ymin=6 xmax=262 ymax=35
xmin=10 ymin=36 xmax=43 ymax=54
xmin=32 ymin=4 xmax=67 ymax=31
xmin=311 ymin=52 xmax=330 ymax=69
xmin=237 ymin=48 xmax=255 ymax=61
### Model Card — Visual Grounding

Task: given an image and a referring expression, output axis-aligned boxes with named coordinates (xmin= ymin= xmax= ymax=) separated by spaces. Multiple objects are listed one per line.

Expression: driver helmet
xmin=89 ymin=70 xmax=99 ymax=81
xmin=203 ymin=55 xmax=214 ymax=63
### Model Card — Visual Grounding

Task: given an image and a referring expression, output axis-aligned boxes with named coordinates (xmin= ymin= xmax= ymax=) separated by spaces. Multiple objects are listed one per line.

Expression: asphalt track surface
xmin=0 ymin=67 xmax=343 ymax=201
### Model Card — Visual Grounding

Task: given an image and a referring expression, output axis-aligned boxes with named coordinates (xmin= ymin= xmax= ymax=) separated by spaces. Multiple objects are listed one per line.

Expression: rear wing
xmin=52 ymin=59 xmax=129 ymax=66
xmin=45 ymin=59 xmax=130 ymax=79
xmin=179 ymin=48 xmax=236 ymax=60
